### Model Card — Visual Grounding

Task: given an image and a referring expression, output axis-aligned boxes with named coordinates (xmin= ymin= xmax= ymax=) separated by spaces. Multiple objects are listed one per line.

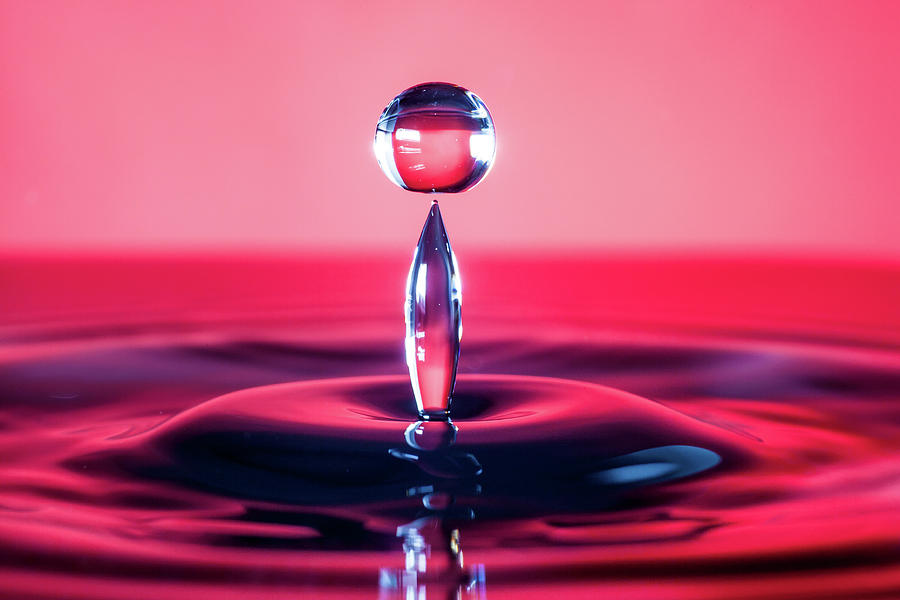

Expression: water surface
xmin=1 ymin=255 xmax=898 ymax=599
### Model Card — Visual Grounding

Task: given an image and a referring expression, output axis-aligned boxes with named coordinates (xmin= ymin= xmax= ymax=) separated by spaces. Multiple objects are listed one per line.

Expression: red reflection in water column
xmin=405 ymin=201 xmax=461 ymax=417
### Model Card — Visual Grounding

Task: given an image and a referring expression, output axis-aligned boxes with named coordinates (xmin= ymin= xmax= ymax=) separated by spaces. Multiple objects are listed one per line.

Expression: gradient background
xmin=1 ymin=0 xmax=898 ymax=256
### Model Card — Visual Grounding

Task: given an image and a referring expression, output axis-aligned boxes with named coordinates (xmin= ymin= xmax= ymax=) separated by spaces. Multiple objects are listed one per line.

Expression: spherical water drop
xmin=374 ymin=82 xmax=496 ymax=194
xmin=404 ymin=419 xmax=457 ymax=451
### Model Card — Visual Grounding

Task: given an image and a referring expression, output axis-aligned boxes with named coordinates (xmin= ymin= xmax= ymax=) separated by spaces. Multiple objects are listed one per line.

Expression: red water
xmin=1 ymin=254 xmax=899 ymax=599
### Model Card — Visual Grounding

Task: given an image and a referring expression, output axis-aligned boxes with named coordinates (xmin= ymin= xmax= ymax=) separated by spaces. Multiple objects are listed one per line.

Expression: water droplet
xmin=405 ymin=201 xmax=461 ymax=419
xmin=374 ymin=82 xmax=495 ymax=193
xmin=404 ymin=419 xmax=457 ymax=451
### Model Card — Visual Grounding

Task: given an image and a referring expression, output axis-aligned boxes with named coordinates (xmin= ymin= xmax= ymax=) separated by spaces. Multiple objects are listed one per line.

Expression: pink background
xmin=1 ymin=0 xmax=898 ymax=256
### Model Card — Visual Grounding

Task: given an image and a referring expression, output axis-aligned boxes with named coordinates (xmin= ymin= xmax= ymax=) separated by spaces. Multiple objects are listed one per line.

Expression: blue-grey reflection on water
xmin=590 ymin=445 xmax=722 ymax=486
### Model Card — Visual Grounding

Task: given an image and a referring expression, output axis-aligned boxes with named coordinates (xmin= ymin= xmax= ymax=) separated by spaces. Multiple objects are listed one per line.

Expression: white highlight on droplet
xmin=395 ymin=128 xmax=421 ymax=142
xmin=469 ymin=132 xmax=495 ymax=162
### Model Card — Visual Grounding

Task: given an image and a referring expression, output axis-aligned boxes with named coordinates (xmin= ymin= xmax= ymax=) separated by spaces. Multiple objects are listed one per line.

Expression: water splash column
xmin=405 ymin=202 xmax=462 ymax=418
xmin=374 ymin=82 xmax=496 ymax=420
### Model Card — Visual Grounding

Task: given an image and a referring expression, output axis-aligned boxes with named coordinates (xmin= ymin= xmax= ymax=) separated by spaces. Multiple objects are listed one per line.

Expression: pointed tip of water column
xmin=428 ymin=198 xmax=442 ymax=225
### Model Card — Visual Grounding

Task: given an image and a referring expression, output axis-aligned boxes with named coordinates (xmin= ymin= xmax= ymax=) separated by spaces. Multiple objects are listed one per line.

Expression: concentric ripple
xmin=1 ymin=321 xmax=900 ymax=599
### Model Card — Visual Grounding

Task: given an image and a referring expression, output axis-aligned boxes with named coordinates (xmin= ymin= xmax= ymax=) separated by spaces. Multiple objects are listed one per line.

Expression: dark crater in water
xmin=69 ymin=374 xmax=748 ymax=551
